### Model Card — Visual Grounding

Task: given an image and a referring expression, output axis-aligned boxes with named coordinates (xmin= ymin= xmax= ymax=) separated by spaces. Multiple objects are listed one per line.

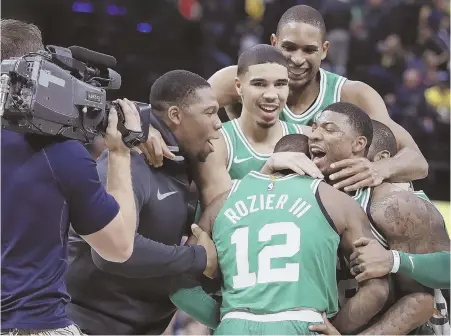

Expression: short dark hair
xmin=274 ymin=134 xmax=310 ymax=157
xmin=323 ymin=102 xmax=373 ymax=153
xmin=150 ymin=70 xmax=210 ymax=114
xmin=276 ymin=5 xmax=326 ymax=41
xmin=368 ymin=120 xmax=397 ymax=160
xmin=1 ymin=19 xmax=44 ymax=61
xmin=237 ymin=44 xmax=288 ymax=77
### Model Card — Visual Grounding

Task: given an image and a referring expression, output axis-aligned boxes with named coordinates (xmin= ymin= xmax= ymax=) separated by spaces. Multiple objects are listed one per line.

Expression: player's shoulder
xmin=208 ymin=65 xmax=238 ymax=83
xmin=371 ymin=182 xmax=409 ymax=203
xmin=322 ymin=68 xmax=347 ymax=81
xmin=370 ymin=182 xmax=428 ymax=222
xmin=341 ymin=80 xmax=380 ymax=103
xmin=341 ymin=79 xmax=370 ymax=96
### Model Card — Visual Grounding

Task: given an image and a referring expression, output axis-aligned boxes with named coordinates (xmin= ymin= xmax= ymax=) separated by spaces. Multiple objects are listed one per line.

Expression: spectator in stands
xmin=425 ymin=72 xmax=450 ymax=123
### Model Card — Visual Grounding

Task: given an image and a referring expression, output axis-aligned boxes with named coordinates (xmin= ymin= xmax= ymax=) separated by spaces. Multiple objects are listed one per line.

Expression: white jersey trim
xmin=248 ymin=171 xmax=299 ymax=181
xmin=222 ymin=310 xmax=323 ymax=323
xmin=220 ymin=128 xmax=234 ymax=172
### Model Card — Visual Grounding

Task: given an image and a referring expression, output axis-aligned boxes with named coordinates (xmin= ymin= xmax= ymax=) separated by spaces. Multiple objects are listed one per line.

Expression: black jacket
xmin=66 ymin=113 xmax=206 ymax=335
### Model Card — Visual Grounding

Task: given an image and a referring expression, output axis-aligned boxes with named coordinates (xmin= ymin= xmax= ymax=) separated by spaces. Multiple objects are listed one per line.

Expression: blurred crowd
xmin=201 ymin=0 xmax=450 ymax=175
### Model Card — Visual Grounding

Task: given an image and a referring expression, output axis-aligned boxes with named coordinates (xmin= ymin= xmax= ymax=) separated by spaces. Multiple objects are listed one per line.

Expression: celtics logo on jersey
xmin=267 ymin=175 xmax=276 ymax=191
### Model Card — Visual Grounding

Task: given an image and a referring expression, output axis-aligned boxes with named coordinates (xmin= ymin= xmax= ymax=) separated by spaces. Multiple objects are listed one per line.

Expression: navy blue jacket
xmin=66 ymin=113 xmax=206 ymax=335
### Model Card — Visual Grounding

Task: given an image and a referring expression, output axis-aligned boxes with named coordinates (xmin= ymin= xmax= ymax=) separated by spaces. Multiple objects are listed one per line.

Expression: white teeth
xmin=290 ymin=69 xmax=308 ymax=75
xmin=260 ymin=106 xmax=278 ymax=112
xmin=310 ymin=148 xmax=324 ymax=154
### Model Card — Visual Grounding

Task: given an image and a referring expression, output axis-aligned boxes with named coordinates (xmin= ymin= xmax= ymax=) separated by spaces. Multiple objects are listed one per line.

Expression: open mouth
xmin=289 ymin=68 xmax=309 ymax=77
xmin=259 ymin=104 xmax=279 ymax=113
xmin=207 ymin=139 xmax=214 ymax=151
xmin=310 ymin=146 xmax=326 ymax=164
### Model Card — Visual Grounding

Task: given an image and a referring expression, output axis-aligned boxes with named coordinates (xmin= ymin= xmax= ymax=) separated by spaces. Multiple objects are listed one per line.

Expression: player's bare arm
xmin=357 ymin=186 xmax=447 ymax=334
xmin=333 ymin=81 xmax=428 ymax=190
xmin=315 ymin=182 xmax=389 ymax=334
xmin=208 ymin=65 xmax=240 ymax=110
xmin=193 ymin=134 xmax=232 ymax=210
xmin=351 ymin=237 xmax=451 ymax=288
xmin=187 ymin=189 xmax=230 ymax=246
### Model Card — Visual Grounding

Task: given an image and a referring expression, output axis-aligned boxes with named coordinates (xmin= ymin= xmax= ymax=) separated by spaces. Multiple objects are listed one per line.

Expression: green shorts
xmin=214 ymin=310 xmax=323 ymax=335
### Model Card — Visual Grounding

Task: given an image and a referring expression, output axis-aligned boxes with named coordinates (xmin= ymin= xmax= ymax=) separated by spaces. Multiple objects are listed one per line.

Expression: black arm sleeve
xmin=91 ymin=151 xmax=207 ymax=278
xmin=92 ymin=234 xmax=207 ymax=278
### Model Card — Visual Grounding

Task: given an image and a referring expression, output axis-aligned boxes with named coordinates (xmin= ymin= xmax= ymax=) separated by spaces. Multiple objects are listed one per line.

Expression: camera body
xmin=0 ymin=46 xmax=148 ymax=146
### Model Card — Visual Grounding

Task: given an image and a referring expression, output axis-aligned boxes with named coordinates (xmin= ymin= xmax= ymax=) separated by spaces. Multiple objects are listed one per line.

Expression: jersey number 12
xmin=231 ymin=222 xmax=300 ymax=289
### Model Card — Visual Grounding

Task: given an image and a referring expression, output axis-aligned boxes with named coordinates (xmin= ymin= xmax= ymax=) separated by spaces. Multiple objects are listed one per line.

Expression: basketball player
xmin=171 ymin=135 xmax=389 ymax=335
xmin=307 ymin=102 xmax=449 ymax=335
xmin=207 ymin=5 xmax=427 ymax=193
xmin=195 ymin=44 xmax=318 ymax=213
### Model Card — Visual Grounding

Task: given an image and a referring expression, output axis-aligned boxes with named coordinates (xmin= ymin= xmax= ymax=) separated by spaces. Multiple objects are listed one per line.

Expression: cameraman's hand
xmin=105 ymin=98 xmax=142 ymax=154
xmin=138 ymin=125 xmax=175 ymax=168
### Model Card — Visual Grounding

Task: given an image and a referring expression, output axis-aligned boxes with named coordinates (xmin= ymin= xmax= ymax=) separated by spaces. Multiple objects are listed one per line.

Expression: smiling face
xmin=235 ymin=62 xmax=289 ymax=128
xmin=271 ymin=21 xmax=329 ymax=90
xmin=309 ymin=110 xmax=368 ymax=176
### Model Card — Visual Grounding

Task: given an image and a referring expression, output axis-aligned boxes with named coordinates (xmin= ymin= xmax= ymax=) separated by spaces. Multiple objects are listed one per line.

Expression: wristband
xmin=390 ymin=250 xmax=400 ymax=273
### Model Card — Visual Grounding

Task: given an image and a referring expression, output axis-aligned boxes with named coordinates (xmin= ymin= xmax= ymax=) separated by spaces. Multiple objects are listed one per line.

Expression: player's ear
xmin=235 ymin=77 xmax=243 ymax=97
xmin=270 ymin=33 xmax=277 ymax=46
xmin=353 ymin=136 xmax=367 ymax=154
xmin=167 ymin=105 xmax=182 ymax=125
xmin=373 ymin=150 xmax=391 ymax=162
xmin=321 ymin=40 xmax=330 ymax=61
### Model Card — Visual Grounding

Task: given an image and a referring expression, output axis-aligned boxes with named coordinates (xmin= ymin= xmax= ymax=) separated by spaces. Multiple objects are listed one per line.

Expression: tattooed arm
xmin=361 ymin=284 xmax=434 ymax=334
xmin=358 ymin=188 xmax=447 ymax=334
xmin=316 ymin=183 xmax=389 ymax=334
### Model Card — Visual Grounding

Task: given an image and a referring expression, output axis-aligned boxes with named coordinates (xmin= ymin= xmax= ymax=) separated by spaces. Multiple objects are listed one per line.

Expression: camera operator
xmin=66 ymin=70 xmax=221 ymax=335
xmin=1 ymin=19 xmax=139 ymax=335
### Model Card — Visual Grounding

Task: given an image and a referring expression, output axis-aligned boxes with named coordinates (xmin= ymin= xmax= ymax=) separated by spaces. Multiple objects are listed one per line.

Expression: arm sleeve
xmin=92 ymin=236 xmax=208 ymax=278
xmin=170 ymin=275 xmax=221 ymax=329
xmin=398 ymin=251 xmax=450 ymax=289
xmin=51 ymin=141 xmax=119 ymax=235
xmin=91 ymin=152 xmax=207 ymax=278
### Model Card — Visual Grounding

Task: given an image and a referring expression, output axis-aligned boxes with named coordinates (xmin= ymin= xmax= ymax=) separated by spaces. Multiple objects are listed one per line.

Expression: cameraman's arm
xmin=52 ymin=139 xmax=133 ymax=263
xmin=64 ymin=100 xmax=138 ymax=262
xmin=91 ymin=157 xmax=207 ymax=278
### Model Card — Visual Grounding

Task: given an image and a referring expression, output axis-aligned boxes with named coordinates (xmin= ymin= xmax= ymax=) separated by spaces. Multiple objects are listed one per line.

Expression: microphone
xmin=69 ymin=46 xmax=117 ymax=69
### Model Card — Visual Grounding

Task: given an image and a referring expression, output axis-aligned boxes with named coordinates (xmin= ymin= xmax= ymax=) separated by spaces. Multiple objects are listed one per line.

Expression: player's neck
xmin=286 ymin=72 xmax=321 ymax=115
xmin=238 ymin=112 xmax=282 ymax=143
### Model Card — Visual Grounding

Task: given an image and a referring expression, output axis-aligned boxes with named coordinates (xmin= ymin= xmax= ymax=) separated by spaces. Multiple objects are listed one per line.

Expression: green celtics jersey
xmin=221 ymin=119 xmax=303 ymax=180
xmin=350 ymin=187 xmax=388 ymax=248
xmin=213 ymin=171 xmax=340 ymax=318
xmin=408 ymin=182 xmax=432 ymax=202
xmin=280 ymin=68 xmax=347 ymax=125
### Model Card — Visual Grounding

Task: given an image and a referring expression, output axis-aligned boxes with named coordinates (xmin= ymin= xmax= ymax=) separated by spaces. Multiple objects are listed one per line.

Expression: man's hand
xmin=191 ymin=224 xmax=217 ymax=279
xmin=138 ymin=125 xmax=175 ymax=167
xmin=309 ymin=313 xmax=341 ymax=335
xmin=261 ymin=152 xmax=324 ymax=179
xmin=105 ymin=98 xmax=142 ymax=154
xmin=329 ymin=157 xmax=387 ymax=191
xmin=350 ymin=237 xmax=393 ymax=282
